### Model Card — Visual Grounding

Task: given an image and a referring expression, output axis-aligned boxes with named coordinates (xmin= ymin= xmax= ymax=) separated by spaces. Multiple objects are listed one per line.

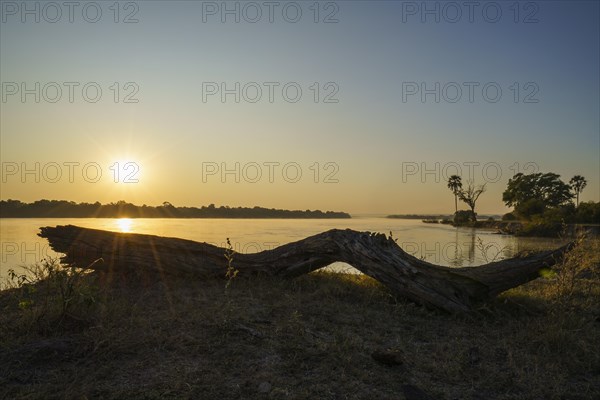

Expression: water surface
xmin=0 ymin=217 xmax=566 ymax=279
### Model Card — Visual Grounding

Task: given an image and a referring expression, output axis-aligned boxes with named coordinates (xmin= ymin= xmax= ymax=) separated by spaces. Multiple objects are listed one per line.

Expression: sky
xmin=1 ymin=0 xmax=599 ymax=215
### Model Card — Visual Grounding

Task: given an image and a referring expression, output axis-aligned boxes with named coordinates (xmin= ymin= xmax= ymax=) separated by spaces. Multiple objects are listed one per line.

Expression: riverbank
xmin=1 ymin=239 xmax=599 ymax=399
xmin=460 ymin=221 xmax=600 ymax=237
xmin=414 ymin=217 xmax=600 ymax=238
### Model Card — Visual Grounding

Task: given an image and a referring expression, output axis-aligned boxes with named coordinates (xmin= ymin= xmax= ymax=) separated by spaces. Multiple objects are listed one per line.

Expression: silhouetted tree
xmin=503 ymin=172 xmax=573 ymax=218
xmin=569 ymin=175 xmax=587 ymax=207
xmin=447 ymin=175 xmax=463 ymax=214
xmin=457 ymin=182 xmax=486 ymax=222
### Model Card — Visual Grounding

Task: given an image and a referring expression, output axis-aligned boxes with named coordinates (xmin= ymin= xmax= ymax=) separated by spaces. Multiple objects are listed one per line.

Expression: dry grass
xmin=0 ymin=239 xmax=599 ymax=400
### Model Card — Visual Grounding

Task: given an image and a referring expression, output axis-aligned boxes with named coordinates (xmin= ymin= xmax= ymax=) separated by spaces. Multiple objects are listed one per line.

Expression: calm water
xmin=0 ymin=217 xmax=566 ymax=278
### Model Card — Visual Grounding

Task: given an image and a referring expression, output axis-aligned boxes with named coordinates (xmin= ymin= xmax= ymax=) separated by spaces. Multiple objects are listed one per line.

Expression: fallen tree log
xmin=39 ymin=225 xmax=572 ymax=313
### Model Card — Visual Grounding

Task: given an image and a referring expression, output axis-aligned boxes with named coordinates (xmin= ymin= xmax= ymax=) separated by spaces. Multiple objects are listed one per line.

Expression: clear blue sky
xmin=1 ymin=0 xmax=598 ymax=214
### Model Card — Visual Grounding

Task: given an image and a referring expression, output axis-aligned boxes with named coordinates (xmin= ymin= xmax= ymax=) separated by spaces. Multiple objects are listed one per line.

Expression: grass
xmin=0 ymin=239 xmax=599 ymax=399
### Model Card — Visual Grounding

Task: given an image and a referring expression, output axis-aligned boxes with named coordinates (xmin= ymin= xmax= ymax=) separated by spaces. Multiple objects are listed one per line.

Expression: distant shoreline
xmin=0 ymin=216 xmax=352 ymax=220
xmin=387 ymin=214 xmax=452 ymax=220
xmin=387 ymin=214 xmax=501 ymax=220
xmin=411 ymin=217 xmax=599 ymax=237
xmin=0 ymin=200 xmax=352 ymax=219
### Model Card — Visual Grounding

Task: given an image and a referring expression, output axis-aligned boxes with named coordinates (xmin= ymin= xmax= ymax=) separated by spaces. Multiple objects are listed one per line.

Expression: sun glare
xmin=117 ymin=218 xmax=133 ymax=233
xmin=110 ymin=160 xmax=141 ymax=184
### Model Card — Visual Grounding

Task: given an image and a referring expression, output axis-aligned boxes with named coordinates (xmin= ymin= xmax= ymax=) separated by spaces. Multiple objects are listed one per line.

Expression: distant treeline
xmin=387 ymin=214 xmax=451 ymax=220
xmin=0 ymin=200 xmax=352 ymax=219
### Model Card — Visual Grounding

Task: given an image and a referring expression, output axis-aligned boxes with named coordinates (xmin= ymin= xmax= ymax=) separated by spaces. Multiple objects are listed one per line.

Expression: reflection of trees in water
xmin=403 ymin=228 xmax=562 ymax=268
xmin=449 ymin=229 xmax=510 ymax=267
xmin=467 ymin=229 xmax=476 ymax=264
xmin=447 ymin=228 xmax=476 ymax=267
xmin=509 ymin=236 xmax=567 ymax=256
xmin=448 ymin=228 xmax=464 ymax=268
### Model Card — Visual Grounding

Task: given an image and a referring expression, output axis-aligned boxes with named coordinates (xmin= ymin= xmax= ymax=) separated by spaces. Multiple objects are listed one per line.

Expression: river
xmin=0 ymin=217 xmax=566 ymax=279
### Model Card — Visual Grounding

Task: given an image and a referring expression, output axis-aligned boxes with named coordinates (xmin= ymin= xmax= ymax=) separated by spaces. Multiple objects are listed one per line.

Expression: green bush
xmin=453 ymin=210 xmax=475 ymax=224
xmin=502 ymin=212 xmax=517 ymax=221
xmin=514 ymin=198 xmax=546 ymax=220
xmin=574 ymin=201 xmax=600 ymax=224
xmin=541 ymin=204 xmax=576 ymax=225
xmin=518 ymin=222 xmax=564 ymax=237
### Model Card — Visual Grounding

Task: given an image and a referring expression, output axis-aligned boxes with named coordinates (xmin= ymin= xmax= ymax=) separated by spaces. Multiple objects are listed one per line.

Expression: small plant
xmin=7 ymin=268 xmax=38 ymax=310
xmin=6 ymin=258 xmax=100 ymax=332
xmin=224 ymin=238 xmax=239 ymax=289
xmin=475 ymin=237 xmax=507 ymax=263
xmin=7 ymin=268 xmax=31 ymax=288
xmin=550 ymin=235 xmax=593 ymax=302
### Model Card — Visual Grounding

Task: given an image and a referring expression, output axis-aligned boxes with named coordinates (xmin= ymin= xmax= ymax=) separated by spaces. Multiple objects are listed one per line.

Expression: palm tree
xmin=447 ymin=175 xmax=463 ymax=213
xmin=569 ymin=175 xmax=587 ymax=207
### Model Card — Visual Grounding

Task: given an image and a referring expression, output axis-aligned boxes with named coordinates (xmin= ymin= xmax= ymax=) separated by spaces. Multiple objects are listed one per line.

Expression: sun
xmin=117 ymin=218 xmax=133 ymax=233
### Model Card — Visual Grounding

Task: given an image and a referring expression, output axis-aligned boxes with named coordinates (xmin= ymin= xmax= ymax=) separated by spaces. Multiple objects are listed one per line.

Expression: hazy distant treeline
xmin=0 ymin=200 xmax=352 ymax=219
xmin=387 ymin=214 xmax=452 ymax=220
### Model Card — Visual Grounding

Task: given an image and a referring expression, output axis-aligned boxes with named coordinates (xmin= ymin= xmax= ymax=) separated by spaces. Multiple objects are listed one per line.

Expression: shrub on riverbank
xmin=512 ymin=201 xmax=599 ymax=235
